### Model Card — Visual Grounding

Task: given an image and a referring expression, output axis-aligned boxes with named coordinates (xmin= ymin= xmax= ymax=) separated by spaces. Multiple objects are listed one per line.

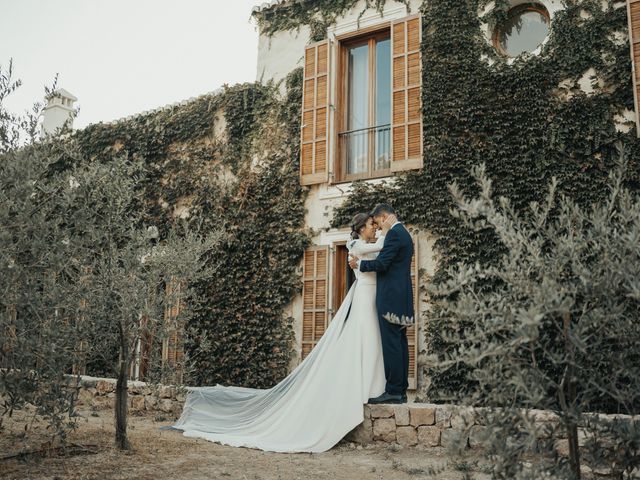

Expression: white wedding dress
xmin=164 ymin=236 xmax=387 ymax=453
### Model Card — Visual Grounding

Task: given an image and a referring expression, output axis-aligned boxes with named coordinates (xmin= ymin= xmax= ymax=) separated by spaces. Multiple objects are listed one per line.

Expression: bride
xmin=163 ymin=212 xmax=391 ymax=453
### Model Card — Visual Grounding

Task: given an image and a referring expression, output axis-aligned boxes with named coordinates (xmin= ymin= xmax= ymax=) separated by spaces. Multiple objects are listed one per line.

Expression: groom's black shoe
xmin=401 ymin=393 xmax=408 ymax=404
xmin=368 ymin=392 xmax=404 ymax=404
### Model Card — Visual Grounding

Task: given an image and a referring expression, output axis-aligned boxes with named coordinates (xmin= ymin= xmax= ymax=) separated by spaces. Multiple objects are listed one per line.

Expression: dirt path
xmin=1 ymin=406 xmax=491 ymax=480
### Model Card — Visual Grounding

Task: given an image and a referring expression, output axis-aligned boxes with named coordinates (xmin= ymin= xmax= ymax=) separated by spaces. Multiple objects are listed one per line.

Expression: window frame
xmin=492 ymin=2 xmax=551 ymax=57
xmin=334 ymin=24 xmax=393 ymax=183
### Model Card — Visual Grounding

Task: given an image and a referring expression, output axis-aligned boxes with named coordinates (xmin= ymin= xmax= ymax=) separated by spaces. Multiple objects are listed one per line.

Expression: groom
xmin=349 ymin=203 xmax=414 ymax=404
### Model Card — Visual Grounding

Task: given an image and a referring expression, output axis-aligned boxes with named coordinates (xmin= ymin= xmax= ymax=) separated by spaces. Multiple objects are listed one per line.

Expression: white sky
xmin=0 ymin=0 xmax=262 ymax=129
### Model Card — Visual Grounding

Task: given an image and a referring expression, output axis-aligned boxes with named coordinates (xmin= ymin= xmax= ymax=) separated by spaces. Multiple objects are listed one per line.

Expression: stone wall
xmin=68 ymin=375 xmax=186 ymax=415
xmin=346 ymin=403 xmax=637 ymax=452
xmin=346 ymin=403 xmax=460 ymax=447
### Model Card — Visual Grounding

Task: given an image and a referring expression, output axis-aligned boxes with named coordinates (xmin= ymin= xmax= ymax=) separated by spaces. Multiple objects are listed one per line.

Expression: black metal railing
xmin=338 ymin=124 xmax=390 ymax=175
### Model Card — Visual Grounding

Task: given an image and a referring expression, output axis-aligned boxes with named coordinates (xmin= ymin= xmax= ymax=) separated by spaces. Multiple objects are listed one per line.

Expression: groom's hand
xmin=348 ymin=255 xmax=359 ymax=269
xmin=381 ymin=214 xmax=397 ymax=234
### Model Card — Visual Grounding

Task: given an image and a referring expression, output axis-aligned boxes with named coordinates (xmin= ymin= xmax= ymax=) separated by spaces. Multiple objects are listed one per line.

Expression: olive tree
xmin=428 ymin=147 xmax=640 ymax=479
xmin=0 ymin=61 xmax=221 ymax=451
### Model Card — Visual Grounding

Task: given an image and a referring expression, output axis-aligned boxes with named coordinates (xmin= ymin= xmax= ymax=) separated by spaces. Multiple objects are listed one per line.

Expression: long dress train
xmin=162 ymin=237 xmax=386 ymax=453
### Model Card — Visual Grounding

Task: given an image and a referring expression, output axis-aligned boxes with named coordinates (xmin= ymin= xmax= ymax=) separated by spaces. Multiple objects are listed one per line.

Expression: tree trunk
xmin=115 ymin=338 xmax=131 ymax=450
xmin=563 ymin=311 xmax=581 ymax=479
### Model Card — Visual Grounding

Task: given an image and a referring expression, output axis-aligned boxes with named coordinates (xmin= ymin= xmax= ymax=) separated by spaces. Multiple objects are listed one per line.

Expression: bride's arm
xmin=348 ymin=235 xmax=385 ymax=257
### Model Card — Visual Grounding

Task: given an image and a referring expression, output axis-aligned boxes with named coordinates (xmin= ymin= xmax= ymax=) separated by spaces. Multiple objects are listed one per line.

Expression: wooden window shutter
xmin=300 ymin=40 xmax=330 ymax=185
xmin=407 ymin=235 xmax=420 ymax=390
xmin=301 ymin=246 xmax=329 ymax=360
xmin=162 ymin=276 xmax=185 ymax=383
xmin=628 ymin=0 xmax=640 ymax=137
xmin=391 ymin=14 xmax=423 ymax=172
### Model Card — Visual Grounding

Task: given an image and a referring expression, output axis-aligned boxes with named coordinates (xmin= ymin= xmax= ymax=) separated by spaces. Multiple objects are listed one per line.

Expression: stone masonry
xmin=66 ymin=374 xmax=186 ymax=415
xmin=67 ymin=373 xmax=637 ymax=475
xmin=345 ymin=403 xmax=463 ymax=448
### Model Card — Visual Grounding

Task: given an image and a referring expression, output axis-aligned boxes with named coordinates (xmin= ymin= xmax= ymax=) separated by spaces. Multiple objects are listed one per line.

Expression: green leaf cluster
xmin=253 ymin=0 xmax=411 ymax=39
xmin=49 ymin=71 xmax=309 ymax=389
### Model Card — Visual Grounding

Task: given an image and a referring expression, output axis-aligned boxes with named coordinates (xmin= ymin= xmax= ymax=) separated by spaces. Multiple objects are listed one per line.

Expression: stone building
xmin=50 ymin=0 xmax=639 ymax=394
xmin=255 ymin=0 xmax=429 ymax=393
xmin=247 ymin=0 xmax=639 ymax=395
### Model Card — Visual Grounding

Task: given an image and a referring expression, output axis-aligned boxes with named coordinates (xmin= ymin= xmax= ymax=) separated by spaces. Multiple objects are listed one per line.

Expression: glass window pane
xmin=375 ymin=38 xmax=391 ymax=170
xmin=347 ymin=43 xmax=369 ymax=175
xmin=499 ymin=8 xmax=549 ymax=57
xmin=375 ymin=38 xmax=391 ymax=126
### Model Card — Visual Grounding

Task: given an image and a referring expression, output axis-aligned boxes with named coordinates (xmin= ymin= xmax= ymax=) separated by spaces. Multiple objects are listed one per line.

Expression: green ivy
xmin=58 ymin=72 xmax=309 ymax=388
xmin=331 ymin=0 xmax=640 ymax=400
xmin=253 ymin=0 xmax=411 ymax=39
xmin=40 ymin=0 xmax=640 ymax=397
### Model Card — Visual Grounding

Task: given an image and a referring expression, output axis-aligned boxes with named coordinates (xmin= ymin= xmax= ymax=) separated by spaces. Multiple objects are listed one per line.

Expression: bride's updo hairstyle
xmin=350 ymin=212 xmax=370 ymax=240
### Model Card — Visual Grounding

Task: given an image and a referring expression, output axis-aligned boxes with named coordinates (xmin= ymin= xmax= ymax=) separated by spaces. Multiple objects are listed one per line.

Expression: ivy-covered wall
xmin=325 ymin=0 xmax=640 ymax=399
xmin=254 ymin=0 xmax=412 ymax=39
xmin=56 ymin=0 xmax=640 ymax=396
xmin=68 ymin=72 xmax=309 ymax=388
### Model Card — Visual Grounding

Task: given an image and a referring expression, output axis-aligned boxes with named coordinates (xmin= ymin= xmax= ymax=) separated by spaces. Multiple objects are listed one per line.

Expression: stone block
xmin=96 ymin=380 xmax=115 ymax=395
xmin=80 ymin=377 xmax=98 ymax=388
xmin=373 ymin=418 xmax=396 ymax=442
xmin=128 ymin=383 xmax=144 ymax=395
xmin=577 ymin=428 xmax=589 ymax=447
xmin=450 ymin=407 xmax=474 ymax=429
xmin=346 ymin=417 xmax=373 ymax=444
xmin=468 ymin=425 xmax=488 ymax=448
xmin=76 ymin=387 xmax=96 ymax=406
xmin=440 ymin=428 xmax=468 ymax=449
xmin=409 ymin=406 xmax=435 ymax=427
xmin=92 ymin=395 xmax=113 ymax=410
xmin=130 ymin=395 xmax=146 ymax=411
xmin=176 ymin=390 xmax=187 ymax=403
xmin=532 ymin=409 xmax=560 ymax=423
xmin=435 ymin=407 xmax=452 ymax=428
xmin=396 ymin=426 xmax=418 ymax=446
xmin=159 ymin=399 xmax=175 ymax=413
xmin=144 ymin=395 xmax=158 ymax=410
xmin=159 ymin=385 xmax=174 ymax=398
xmin=417 ymin=426 xmax=441 ymax=447
xmin=369 ymin=404 xmax=395 ymax=418
xmin=554 ymin=439 xmax=569 ymax=457
xmin=363 ymin=404 xmax=371 ymax=419
xmin=394 ymin=405 xmax=410 ymax=426
xmin=553 ymin=430 xmax=589 ymax=457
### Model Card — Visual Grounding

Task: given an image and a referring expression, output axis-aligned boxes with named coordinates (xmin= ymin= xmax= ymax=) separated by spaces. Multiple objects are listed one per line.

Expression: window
xmin=337 ymin=31 xmax=392 ymax=181
xmin=298 ymin=14 xmax=423 ymax=186
xmin=627 ymin=0 xmax=640 ymax=138
xmin=493 ymin=3 xmax=550 ymax=57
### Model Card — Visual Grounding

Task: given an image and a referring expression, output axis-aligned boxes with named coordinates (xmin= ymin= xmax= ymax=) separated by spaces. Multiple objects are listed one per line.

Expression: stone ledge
xmin=348 ymin=404 xmax=454 ymax=448
xmin=345 ymin=403 xmax=638 ymax=457
xmin=63 ymin=374 xmax=186 ymax=414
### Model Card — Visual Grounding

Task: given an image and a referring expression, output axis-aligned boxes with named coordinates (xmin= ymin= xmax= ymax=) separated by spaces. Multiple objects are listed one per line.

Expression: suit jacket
xmin=359 ymin=223 xmax=414 ymax=326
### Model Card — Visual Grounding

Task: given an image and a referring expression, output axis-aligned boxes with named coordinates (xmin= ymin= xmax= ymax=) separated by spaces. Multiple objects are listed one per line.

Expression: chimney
xmin=40 ymin=88 xmax=77 ymax=137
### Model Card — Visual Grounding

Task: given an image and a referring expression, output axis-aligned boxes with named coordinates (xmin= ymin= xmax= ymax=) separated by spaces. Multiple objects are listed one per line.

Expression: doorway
xmin=333 ymin=243 xmax=357 ymax=316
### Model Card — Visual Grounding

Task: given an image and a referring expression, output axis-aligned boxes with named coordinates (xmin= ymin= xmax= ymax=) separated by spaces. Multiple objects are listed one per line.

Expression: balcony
xmin=338 ymin=124 xmax=391 ymax=181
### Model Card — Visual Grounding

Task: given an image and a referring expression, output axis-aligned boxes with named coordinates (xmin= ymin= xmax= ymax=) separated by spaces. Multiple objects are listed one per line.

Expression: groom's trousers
xmin=378 ymin=316 xmax=410 ymax=396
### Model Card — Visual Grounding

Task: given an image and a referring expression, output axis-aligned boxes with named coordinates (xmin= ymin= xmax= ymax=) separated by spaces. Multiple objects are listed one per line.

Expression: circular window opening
xmin=493 ymin=3 xmax=550 ymax=57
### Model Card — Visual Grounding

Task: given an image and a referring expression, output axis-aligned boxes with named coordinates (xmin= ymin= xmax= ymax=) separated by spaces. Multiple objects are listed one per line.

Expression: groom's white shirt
xmin=356 ymin=221 xmax=401 ymax=270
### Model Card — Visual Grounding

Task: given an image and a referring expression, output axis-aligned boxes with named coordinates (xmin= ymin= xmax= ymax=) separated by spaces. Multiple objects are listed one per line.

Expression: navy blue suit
xmin=359 ymin=223 xmax=414 ymax=396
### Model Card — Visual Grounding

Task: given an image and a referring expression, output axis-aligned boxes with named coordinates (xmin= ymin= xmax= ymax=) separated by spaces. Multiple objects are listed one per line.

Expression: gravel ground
xmin=1 ymin=405 xmax=492 ymax=480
